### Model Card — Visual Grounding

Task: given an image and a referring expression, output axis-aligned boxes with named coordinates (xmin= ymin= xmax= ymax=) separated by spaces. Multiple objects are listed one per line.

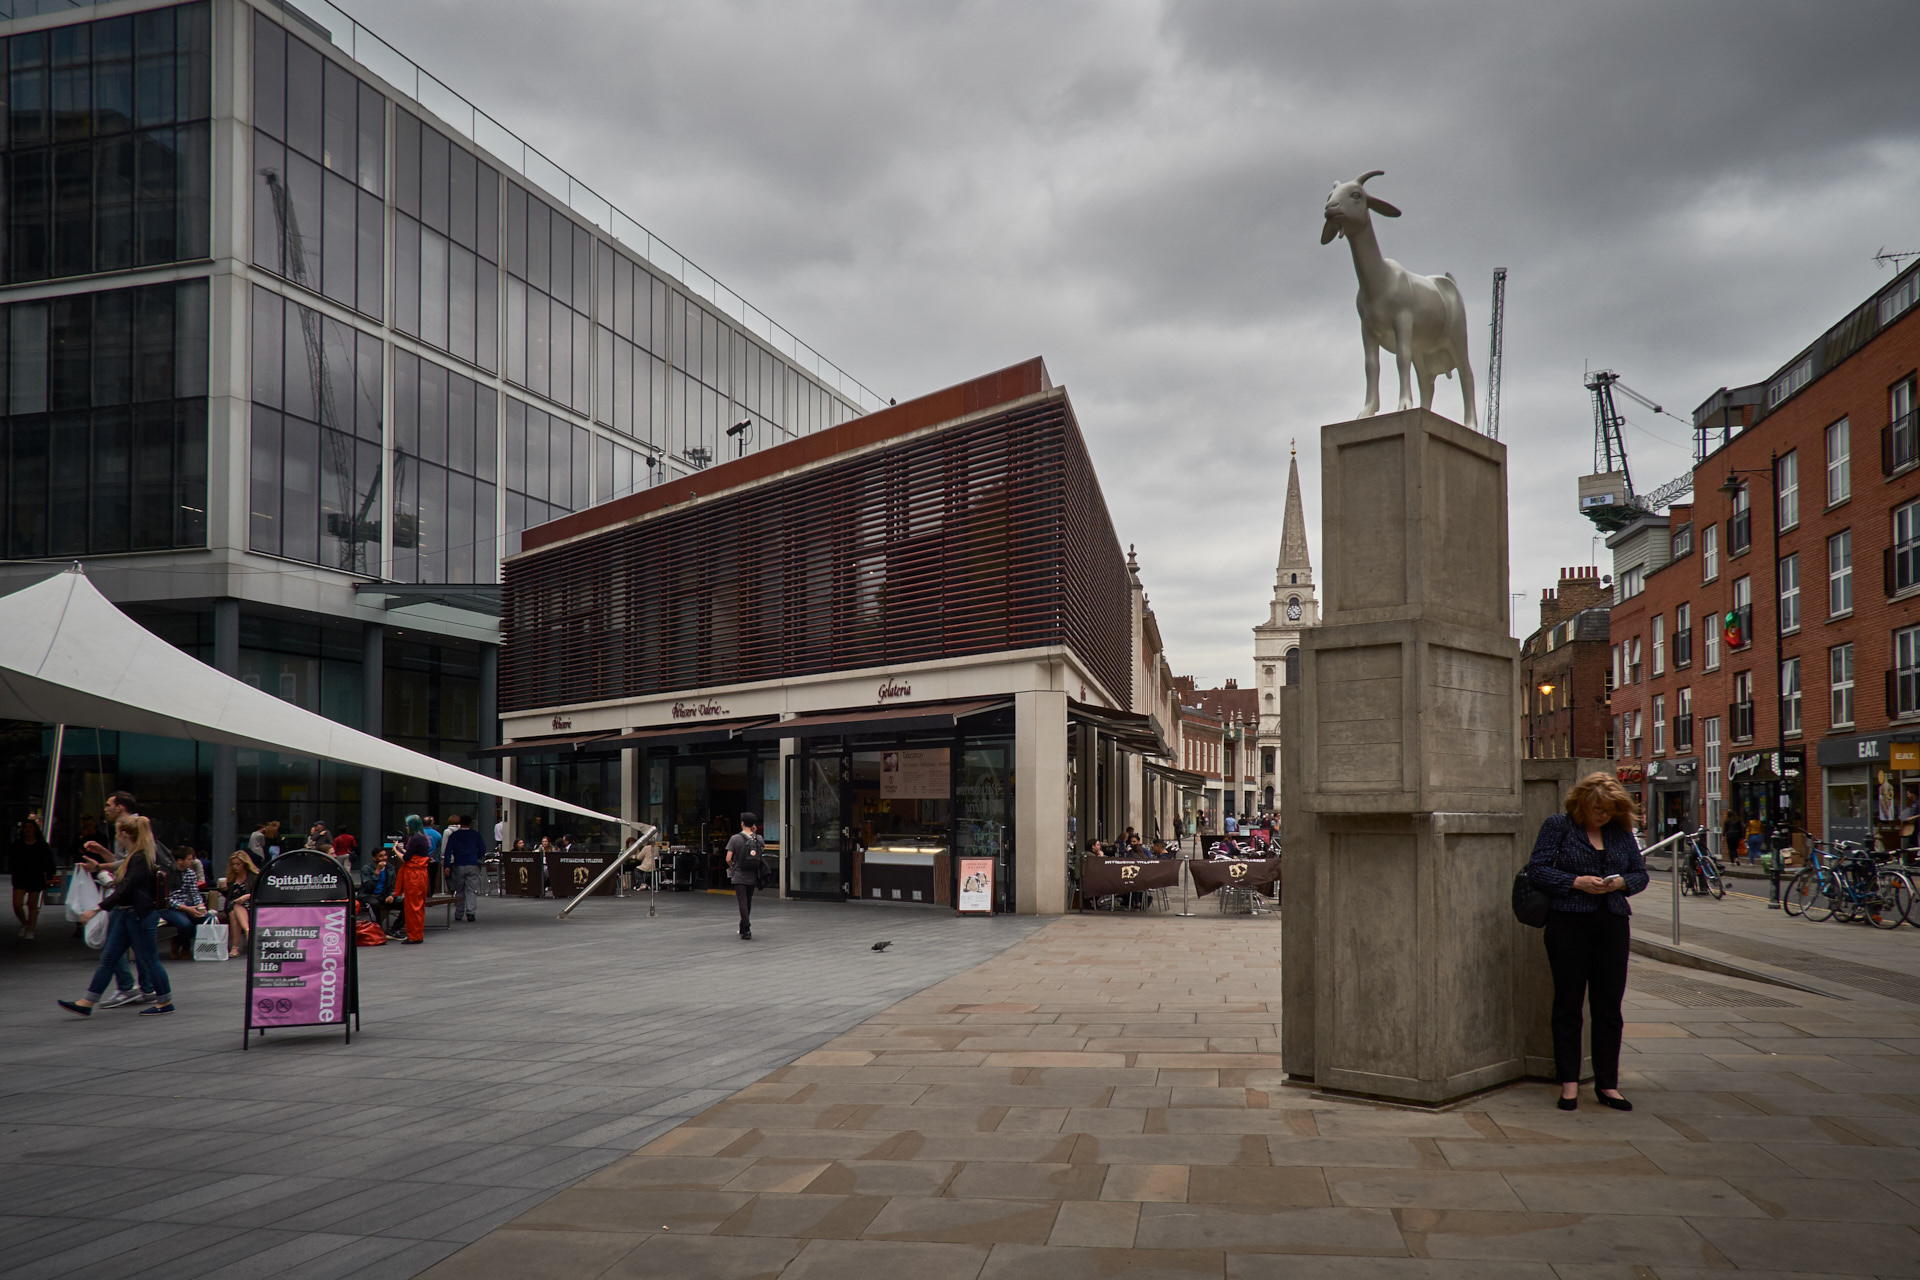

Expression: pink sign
xmin=249 ymin=904 xmax=350 ymax=1028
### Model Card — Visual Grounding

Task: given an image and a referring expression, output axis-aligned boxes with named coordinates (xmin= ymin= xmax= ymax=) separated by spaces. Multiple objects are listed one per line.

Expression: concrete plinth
xmin=1284 ymin=408 xmax=1528 ymax=1105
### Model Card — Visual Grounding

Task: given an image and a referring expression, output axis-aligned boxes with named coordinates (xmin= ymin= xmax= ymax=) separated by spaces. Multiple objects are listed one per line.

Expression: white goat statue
xmin=1320 ymin=171 xmax=1477 ymax=430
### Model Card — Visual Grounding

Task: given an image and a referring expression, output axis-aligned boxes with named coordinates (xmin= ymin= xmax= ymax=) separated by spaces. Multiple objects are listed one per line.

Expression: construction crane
xmin=262 ymin=167 xmax=391 ymax=573
xmin=1576 ymin=369 xmax=1696 ymax=532
xmin=1484 ymin=268 xmax=1506 ymax=441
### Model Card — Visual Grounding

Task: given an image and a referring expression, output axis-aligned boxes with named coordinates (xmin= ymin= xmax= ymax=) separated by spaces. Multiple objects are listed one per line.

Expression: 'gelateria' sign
xmin=876 ymin=678 xmax=913 ymax=703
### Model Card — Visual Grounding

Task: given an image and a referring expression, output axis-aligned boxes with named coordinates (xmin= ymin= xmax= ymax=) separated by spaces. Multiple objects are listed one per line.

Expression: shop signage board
xmin=243 ymin=851 xmax=359 ymax=1048
xmin=882 ymin=748 xmax=950 ymax=799
xmin=502 ymin=851 xmax=543 ymax=897
xmin=1080 ymin=858 xmax=1180 ymax=897
xmin=957 ymin=858 xmax=995 ymax=914
xmin=1894 ymin=743 xmax=1920 ymax=772
xmin=1188 ymin=857 xmax=1282 ymax=899
xmin=548 ymin=849 xmax=618 ymax=898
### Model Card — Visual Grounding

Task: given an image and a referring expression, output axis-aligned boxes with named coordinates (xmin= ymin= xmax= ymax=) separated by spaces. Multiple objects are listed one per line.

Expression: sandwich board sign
xmin=243 ymin=850 xmax=360 ymax=1048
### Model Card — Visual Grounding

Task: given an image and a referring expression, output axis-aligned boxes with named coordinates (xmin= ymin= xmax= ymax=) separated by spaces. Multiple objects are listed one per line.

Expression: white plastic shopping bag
xmin=83 ymin=910 xmax=109 ymax=950
xmin=193 ymin=919 xmax=230 ymax=961
xmin=65 ymin=868 xmax=103 ymax=922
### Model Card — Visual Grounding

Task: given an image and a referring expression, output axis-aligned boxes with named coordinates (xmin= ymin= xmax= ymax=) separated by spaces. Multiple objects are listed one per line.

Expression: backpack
xmin=740 ymin=836 xmax=767 ymax=877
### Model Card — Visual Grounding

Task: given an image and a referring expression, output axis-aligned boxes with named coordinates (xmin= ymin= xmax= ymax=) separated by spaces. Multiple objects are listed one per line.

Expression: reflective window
xmin=251 ymin=11 xmax=384 ymax=318
xmin=2 ymin=278 xmax=208 ymax=556
xmin=592 ymin=239 xmax=668 ymax=446
xmin=393 ymin=109 xmax=497 ymax=371
xmin=3 ymin=3 xmax=212 ymax=283
xmin=505 ymin=183 xmax=589 ymax=412
xmin=593 ymin=430 xmax=651 ymax=503
xmin=248 ymin=286 xmax=382 ymax=572
xmin=502 ymin=395 xmax=589 ymax=556
xmin=391 ymin=350 xmax=498 ymax=584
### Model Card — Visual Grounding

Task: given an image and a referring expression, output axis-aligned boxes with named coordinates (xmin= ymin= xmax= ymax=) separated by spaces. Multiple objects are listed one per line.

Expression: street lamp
xmin=1719 ymin=456 xmax=1786 ymax=908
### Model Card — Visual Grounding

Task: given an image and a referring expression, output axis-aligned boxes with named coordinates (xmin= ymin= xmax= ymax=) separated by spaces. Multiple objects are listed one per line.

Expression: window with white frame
xmin=1676 ymin=685 xmax=1693 ymax=751
xmin=1628 ymin=636 xmax=1643 ymax=683
xmin=1652 ymin=694 xmax=1666 ymax=754
xmin=1620 ymin=565 xmax=1644 ymax=600
xmin=1733 ymin=669 xmax=1754 ymax=741
xmin=1628 ymin=708 xmax=1643 ymax=757
xmin=1779 ymin=553 xmax=1800 ymax=632
xmin=1702 ymin=521 xmax=1719 ymax=581
xmin=1611 ymin=643 xmax=1622 ymax=691
xmin=1882 ymin=272 xmax=1919 ymax=326
xmin=1652 ymin=614 xmax=1665 ymax=675
xmin=1896 ymin=625 xmax=1920 ymax=718
xmin=1828 ymin=530 xmax=1852 ymax=616
xmin=1705 ymin=614 xmax=1721 ymax=670
xmin=1826 ymin=419 xmax=1850 ymax=506
xmin=1894 ymin=378 xmax=1918 ymax=476
xmin=1766 ymin=355 xmax=1812 ymax=408
xmin=1895 ymin=499 xmax=1920 ymax=594
xmin=1777 ymin=450 xmax=1798 ymax=530
xmin=1704 ymin=715 xmax=1722 ymax=850
xmin=1781 ymin=656 xmax=1802 ymax=735
xmin=1675 ymin=602 xmax=1692 ymax=667
xmin=1830 ymin=642 xmax=1854 ymax=728
xmin=1672 ymin=524 xmax=1692 ymax=559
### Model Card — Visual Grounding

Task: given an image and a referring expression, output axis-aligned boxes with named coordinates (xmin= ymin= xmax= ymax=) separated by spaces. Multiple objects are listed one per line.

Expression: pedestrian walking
xmin=248 ymin=820 xmax=283 ymax=867
xmin=443 ymin=814 xmax=484 ymax=922
xmin=1721 ymin=809 xmax=1745 ymax=864
xmin=60 ymin=816 xmax=174 ymax=1017
xmin=398 ymin=815 xmax=432 ymax=945
xmin=1526 ymin=772 xmax=1649 ymax=1112
xmin=725 ymin=812 xmax=764 ymax=940
xmin=8 ymin=816 xmax=56 ymax=939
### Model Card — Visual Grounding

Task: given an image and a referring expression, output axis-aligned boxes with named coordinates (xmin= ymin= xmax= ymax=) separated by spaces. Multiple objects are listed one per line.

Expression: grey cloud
xmin=366 ymin=0 xmax=1920 ymax=682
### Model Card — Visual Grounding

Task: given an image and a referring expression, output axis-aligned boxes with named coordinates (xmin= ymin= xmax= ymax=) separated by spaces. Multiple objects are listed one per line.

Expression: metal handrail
xmin=557 ymin=825 xmax=659 ymax=919
xmin=1646 ymin=826 xmax=1705 ymax=945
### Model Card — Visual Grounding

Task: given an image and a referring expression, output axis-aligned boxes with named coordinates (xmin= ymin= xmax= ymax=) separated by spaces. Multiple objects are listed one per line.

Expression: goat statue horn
xmin=1356 ymin=169 xmax=1385 ymax=185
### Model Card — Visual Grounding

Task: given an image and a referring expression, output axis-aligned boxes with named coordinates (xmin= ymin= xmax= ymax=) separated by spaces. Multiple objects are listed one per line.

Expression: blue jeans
xmin=88 ymin=908 xmax=169 ymax=1002
xmin=156 ymin=907 xmax=201 ymax=948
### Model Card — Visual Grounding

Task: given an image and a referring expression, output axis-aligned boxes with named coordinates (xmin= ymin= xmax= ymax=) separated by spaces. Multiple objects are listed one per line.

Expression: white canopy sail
xmin=0 ymin=566 xmax=627 ymax=829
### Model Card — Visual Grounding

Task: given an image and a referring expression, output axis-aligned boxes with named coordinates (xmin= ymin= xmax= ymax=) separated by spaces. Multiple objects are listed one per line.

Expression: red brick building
xmin=1520 ymin=566 xmax=1613 ymax=761
xmin=1608 ymin=263 xmax=1920 ymax=855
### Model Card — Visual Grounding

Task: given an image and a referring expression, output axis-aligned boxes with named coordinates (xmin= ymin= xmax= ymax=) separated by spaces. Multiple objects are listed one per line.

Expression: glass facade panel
xmin=2 ymin=278 xmax=206 ymax=557
xmin=251 ymin=10 xmax=383 ymax=317
xmin=505 ymin=182 xmax=594 ymax=413
xmin=390 ymin=349 xmax=498 ymax=585
xmin=248 ymin=286 xmax=382 ymax=572
xmin=4 ymin=2 xmax=211 ymax=283
xmin=501 ymin=394 xmax=589 ymax=555
xmin=393 ymin=110 xmax=498 ymax=371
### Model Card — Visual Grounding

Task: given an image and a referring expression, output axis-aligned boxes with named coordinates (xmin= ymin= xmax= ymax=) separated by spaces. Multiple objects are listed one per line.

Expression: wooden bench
xmin=424 ymin=893 xmax=458 ymax=930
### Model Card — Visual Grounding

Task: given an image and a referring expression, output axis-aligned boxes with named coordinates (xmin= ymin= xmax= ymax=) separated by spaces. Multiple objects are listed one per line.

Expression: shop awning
xmin=0 ymin=567 xmax=635 ymax=829
xmin=1069 ymin=700 xmax=1167 ymax=756
xmin=467 ymin=730 xmax=622 ymax=759
xmin=738 ymin=698 xmax=1009 ymax=741
xmin=1148 ymin=762 xmax=1209 ymax=790
xmin=592 ymin=716 xmax=781 ymax=748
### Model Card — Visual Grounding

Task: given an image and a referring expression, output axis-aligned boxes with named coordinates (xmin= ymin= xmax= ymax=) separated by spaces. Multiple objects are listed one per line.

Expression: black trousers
xmin=735 ymin=883 xmax=753 ymax=934
xmin=1543 ymin=909 xmax=1630 ymax=1088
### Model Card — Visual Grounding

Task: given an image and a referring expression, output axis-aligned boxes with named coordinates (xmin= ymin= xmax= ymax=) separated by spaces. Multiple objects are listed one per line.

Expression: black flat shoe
xmin=1556 ymin=1096 xmax=1577 ymax=1111
xmin=58 ymin=1000 xmax=93 ymax=1017
xmin=1595 ymin=1091 xmax=1632 ymax=1111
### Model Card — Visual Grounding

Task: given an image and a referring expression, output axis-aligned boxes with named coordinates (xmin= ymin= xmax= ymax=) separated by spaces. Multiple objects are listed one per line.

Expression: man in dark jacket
xmin=443 ymin=815 xmax=485 ymax=923
xmin=725 ymin=812 xmax=763 ymax=940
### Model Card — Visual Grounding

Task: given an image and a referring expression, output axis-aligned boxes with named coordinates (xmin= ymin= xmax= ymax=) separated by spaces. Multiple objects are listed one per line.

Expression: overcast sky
xmin=371 ymin=0 xmax=1920 ymax=685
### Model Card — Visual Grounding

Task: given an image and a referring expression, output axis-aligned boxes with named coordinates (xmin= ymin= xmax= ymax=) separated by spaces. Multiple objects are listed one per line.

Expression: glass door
xmin=671 ymin=760 xmax=708 ymax=885
xmin=791 ymin=750 xmax=846 ymax=898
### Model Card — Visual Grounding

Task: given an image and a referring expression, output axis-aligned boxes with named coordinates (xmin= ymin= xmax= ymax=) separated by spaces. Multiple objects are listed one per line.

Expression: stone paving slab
xmin=420 ymin=911 xmax=1920 ymax=1278
xmin=0 ymin=891 xmax=1044 ymax=1279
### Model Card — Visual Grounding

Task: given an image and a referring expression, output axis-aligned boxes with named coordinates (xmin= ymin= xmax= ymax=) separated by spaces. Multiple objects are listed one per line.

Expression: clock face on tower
xmin=1287 ymin=598 xmax=1302 ymax=621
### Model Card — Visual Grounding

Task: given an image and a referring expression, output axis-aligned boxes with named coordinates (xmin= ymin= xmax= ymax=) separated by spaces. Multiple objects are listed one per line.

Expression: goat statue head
xmin=1320 ymin=170 xmax=1401 ymax=244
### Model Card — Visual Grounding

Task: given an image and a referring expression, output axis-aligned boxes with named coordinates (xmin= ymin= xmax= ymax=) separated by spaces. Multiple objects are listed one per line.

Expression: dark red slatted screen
xmin=500 ymin=391 xmax=1131 ymax=713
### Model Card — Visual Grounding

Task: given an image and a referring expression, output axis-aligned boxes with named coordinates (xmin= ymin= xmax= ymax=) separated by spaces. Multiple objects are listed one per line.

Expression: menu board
xmin=248 ymin=904 xmax=350 ymax=1028
xmin=957 ymin=858 xmax=995 ymax=914
xmin=882 ymin=748 xmax=950 ymax=799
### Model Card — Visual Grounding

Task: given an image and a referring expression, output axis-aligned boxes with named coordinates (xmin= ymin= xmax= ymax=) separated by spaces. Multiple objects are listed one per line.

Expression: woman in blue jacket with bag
xmin=1527 ymin=772 xmax=1650 ymax=1112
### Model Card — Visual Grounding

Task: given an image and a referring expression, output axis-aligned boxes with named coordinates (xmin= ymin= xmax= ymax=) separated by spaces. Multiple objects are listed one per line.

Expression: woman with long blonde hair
xmin=1526 ymin=772 xmax=1649 ymax=1111
xmin=60 ymin=816 xmax=174 ymax=1017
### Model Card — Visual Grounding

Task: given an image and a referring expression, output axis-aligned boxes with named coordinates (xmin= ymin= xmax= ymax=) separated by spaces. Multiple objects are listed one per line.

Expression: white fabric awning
xmin=0 ymin=567 xmax=629 ymax=829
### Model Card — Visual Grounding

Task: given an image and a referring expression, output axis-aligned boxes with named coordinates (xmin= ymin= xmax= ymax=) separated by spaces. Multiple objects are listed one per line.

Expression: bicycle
xmin=1786 ymin=839 xmax=1912 ymax=928
xmin=1678 ymin=835 xmax=1726 ymax=900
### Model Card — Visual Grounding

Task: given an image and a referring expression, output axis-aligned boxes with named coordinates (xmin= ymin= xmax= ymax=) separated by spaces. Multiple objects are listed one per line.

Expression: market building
xmin=495 ymin=359 xmax=1173 ymax=915
xmin=1607 ymin=261 xmax=1920 ymax=856
xmin=0 ymin=0 xmax=878 ymax=854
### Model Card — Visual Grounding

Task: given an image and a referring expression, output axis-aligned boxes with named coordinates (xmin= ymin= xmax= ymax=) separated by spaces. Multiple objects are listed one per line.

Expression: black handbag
xmin=1512 ymin=833 xmax=1560 ymax=928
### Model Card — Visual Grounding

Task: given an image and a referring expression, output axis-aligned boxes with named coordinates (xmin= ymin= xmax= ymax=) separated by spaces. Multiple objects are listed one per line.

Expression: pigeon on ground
xmin=872 ymin=941 xmax=892 ymax=952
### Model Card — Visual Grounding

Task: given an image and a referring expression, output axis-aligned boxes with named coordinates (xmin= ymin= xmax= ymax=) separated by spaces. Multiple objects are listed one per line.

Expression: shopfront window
xmin=793 ymin=752 xmax=844 ymax=897
xmin=513 ymin=750 xmax=618 ymax=849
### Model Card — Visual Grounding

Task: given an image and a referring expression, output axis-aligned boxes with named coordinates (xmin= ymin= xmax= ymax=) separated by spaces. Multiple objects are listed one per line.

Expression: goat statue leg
xmin=1360 ymin=329 xmax=1380 ymax=418
xmin=1393 ymin=312 xmax=1416 ymax=412
xmin=1417 ymin=360 xmax=1439 ymax=417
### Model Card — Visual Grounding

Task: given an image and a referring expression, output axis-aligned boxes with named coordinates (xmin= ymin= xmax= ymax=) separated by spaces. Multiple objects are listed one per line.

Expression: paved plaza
xmin=8 ymin=885 xmax=1920 ymax=1278
xmin=0 ymin=891 xmax=1045 ymax=1279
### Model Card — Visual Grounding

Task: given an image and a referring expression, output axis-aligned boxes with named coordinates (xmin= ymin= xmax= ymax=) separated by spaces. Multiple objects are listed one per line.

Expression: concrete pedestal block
xmin=1283 ymin=409 xmax=1527 ymax=1106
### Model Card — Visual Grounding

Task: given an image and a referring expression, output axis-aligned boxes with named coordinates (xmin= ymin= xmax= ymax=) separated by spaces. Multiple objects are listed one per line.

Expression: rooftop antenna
xmin=1875 ymin=247 xmax=1920 ymax=272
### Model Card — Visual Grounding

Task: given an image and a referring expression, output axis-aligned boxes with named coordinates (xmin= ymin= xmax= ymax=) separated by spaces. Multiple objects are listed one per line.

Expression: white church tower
xmin=1253 ymin=443 xmax=1319 ymax=812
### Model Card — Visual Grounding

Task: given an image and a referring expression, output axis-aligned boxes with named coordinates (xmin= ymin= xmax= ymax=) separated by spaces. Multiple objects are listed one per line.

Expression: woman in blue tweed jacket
xmin=1527 ymin=772 xmax=1650 ymax=1112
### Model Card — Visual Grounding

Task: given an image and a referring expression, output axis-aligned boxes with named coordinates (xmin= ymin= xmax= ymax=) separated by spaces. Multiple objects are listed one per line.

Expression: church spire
xmin=1278 ymin=445 xmax=1312 ymax=578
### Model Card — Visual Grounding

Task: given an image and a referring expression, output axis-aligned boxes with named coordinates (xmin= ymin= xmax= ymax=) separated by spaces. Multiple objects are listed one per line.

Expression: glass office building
xmin=0 ymin=0 xmax=880 ymax=858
